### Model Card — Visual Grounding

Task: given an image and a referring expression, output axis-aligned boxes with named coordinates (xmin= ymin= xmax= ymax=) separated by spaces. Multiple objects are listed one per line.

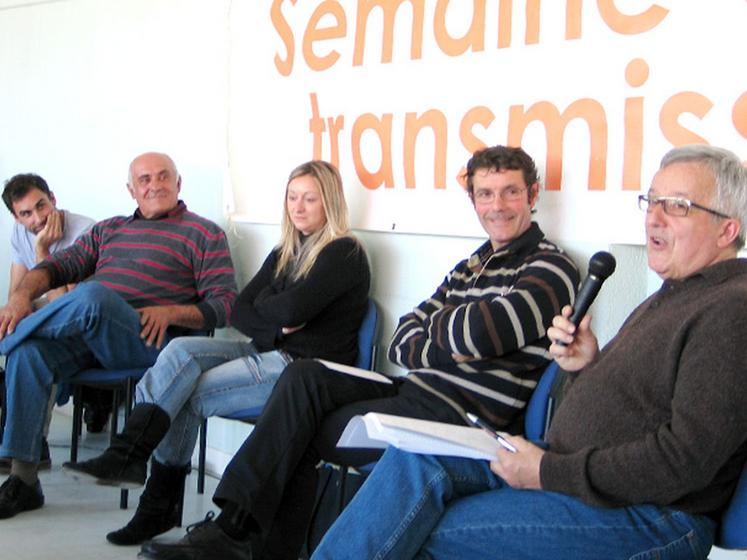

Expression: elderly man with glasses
xmin=308 ymin=144 xmax=747 ymax=560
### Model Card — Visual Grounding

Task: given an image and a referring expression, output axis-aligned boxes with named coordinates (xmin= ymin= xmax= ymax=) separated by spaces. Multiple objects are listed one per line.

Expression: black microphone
xmin=568 ymin=251 xmax=617 ymax=326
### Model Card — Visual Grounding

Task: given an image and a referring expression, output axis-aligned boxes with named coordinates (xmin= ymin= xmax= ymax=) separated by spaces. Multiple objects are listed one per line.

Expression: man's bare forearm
xmin=8 ymin=263 xmax=28 ymax=300
xmin=13 ymin=268 xmax=53 ymax=302
xmin=165 ymin=304 xmax=206 ymax=330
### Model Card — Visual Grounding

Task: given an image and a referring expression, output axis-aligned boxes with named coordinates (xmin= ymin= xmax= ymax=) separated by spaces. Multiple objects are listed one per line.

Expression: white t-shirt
xmin=10 ymin=209 xmax=95 ymax=270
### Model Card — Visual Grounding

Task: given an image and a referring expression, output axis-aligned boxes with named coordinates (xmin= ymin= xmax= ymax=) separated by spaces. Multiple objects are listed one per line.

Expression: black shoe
xmin=84 ymin=405 xmax=111 ymax=433
xmin=138 ymin=513 xmax=252 ymax=560
xmin=107 ymin=460 xmax=190 ymax=545
xmin=0 ymin=475 xmax=44 ymax=519
xmin=62 ymin=450 xmax=147 ymax=488
xmin=0 ymin=439 xmax=51 ymax=474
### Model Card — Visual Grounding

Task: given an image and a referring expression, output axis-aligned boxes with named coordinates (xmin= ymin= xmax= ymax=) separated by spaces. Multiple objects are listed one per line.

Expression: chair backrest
xmin=523 ymin=361 xmax=560 ymax=442
xmin=717 ymin=460 xmax=747 ymax=549
xmin=355 ymin=299 xmax=378 ymax=370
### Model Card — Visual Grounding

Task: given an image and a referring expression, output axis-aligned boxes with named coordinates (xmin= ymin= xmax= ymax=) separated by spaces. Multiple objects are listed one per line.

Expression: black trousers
xmin=213 ymin=359 xmax=464 ymax=559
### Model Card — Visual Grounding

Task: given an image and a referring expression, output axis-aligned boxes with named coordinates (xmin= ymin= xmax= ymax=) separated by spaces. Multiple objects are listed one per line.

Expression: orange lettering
xmin=352 ymin=113 xmax=394 ymax=188
xmin=303 ymin=1 xmax=347 ymax=72
xmin=525 ymin=0 xmax=583 ymax=45
xmin=459 ymin=106 xmax=494 ymax=155
xmin=498 ymin=0 xmax=512 ymax=48
xmin=353 ymin=0 xmax=425 ymax=65
xmin=404 ymin=110 xmax=448 ymax=188
xmin=309 ymin=93 xmax=325 ymax=160
xmin=659 ymin=92 xmax=712 ymax=146
xmin=434 ymin=0 xmax=485 ymax=56
xmin=525 ymin=0 xmax=540 ymax=45
xmin=508 ymin=100 xmax=608 ymax=190
xmin=457 ymin=106 xmax=494 ymax=190
xmin=565 ymin=0 xmax=583 ymax=39
xmin=272 ymin=0 xmax=296 ymax=77
xmin=597 ymin=0 xmax=668 ymax=35
xmin=327 ymin=115 xmax=345 ymax=168
xmin=733 ymin=92 xmax=747 ymax=142
xmin=622 ymin=58 xmax=649 ymax=191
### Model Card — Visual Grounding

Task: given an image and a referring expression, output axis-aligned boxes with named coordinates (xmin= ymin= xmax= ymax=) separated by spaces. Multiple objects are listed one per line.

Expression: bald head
xmin=127 ymin=152 xmax=182 ymax=219
xmin=128 ymin=152 xmax=178 ymax=185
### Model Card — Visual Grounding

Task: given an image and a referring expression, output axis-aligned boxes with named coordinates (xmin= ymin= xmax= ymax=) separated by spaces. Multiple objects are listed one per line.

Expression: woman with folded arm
xmin=63 ymin=160 xmax=370 ymax=546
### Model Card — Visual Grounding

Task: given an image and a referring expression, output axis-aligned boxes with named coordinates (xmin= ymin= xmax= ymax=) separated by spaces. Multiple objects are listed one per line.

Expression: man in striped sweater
xmin=0 ymin=152 xmax=237 ymax=519
xmin=139 ymin=145 xmax=580 ymax=560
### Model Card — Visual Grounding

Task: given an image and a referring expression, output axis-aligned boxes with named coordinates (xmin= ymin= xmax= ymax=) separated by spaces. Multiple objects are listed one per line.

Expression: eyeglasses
xmin=637 ymin=195 xmax=731 ymax=219
xmin=473 ymin=186 xmax=527 ymax=204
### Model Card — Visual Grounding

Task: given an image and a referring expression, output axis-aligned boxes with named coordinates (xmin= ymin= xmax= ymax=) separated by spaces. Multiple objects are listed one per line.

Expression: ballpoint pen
xmin=466 ymin=412 xmax=517 ymax=453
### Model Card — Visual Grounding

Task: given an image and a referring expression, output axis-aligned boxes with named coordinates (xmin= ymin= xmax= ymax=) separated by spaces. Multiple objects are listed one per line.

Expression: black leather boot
xmin=107 ymin=459 xmax=190 ymax=545
xmin=62 ymin=403 xmax=171 ymax=488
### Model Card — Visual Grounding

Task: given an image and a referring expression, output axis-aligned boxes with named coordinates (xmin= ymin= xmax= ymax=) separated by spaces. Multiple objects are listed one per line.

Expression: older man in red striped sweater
xmin=0 ymin=152 xmax=237 ymax=519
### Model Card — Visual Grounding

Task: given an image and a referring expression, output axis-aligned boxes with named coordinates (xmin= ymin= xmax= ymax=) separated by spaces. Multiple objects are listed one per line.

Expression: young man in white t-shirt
xmin=1 ymin=173 xmax=95 ymax=472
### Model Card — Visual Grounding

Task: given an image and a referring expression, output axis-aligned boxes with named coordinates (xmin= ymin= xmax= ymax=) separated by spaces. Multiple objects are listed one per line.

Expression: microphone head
xmin=588 ymin=251 xmax=616 ymax=280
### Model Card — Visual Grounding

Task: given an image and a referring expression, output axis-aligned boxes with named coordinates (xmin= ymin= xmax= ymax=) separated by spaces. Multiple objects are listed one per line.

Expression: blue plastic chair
xmin=717 ymin=460 xmax=747 ymax=550
xmin=523 ymin=360 xmax=560 ymax=442
xmin=195 ymin=298 xmax=379 ymax=493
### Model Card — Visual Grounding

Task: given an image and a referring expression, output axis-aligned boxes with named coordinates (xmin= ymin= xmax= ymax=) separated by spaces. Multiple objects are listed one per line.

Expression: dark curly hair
xmin=2 ymin=173 xmax=52 ymax=215
xmin=464 ymin=146 xmax=539 ymax=200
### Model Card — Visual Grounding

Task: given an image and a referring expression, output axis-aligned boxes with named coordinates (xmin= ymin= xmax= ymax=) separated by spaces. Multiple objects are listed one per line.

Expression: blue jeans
xmin=0 ymin=283 xmax=164 ymax=462
xmin=312 ymin=448 xmax=716 ymax=560
xmin=133 ymin=336 xmax=292 ymax=466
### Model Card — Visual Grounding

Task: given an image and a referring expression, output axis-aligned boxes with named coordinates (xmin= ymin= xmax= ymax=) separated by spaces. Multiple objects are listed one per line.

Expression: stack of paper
xmin=337 ymin=412 xmax=502 ymax=461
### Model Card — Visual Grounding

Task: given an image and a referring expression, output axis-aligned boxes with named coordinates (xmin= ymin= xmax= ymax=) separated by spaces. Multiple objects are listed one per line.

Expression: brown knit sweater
xmin=541 ymin=258 xmax=747 ymax=517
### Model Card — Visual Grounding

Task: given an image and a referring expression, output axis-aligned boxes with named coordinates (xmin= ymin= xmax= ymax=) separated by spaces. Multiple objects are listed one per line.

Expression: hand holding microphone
xmin=550 ymin=251 xmax=616 ymax=370
xmin=568 ymin=251 xmax=616 ymax=326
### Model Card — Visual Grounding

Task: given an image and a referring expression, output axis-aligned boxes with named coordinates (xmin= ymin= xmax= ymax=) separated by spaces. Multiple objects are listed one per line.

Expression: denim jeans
xmin=312 ymin=448 xmax=716 ymax=560
xmin=133 ymin=336 xmax=292 ymax=466
xmin=0 ymin=282 xmax=164 ymax=462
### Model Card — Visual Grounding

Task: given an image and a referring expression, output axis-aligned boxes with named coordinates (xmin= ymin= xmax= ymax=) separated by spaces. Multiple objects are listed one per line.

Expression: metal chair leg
xmin=70 ymin=386 xmax=84 ymax=463
xmin=117 ymin=380 xmax=130 ymax=509
xmin=198 ymin=418 xmax=207 ymax=494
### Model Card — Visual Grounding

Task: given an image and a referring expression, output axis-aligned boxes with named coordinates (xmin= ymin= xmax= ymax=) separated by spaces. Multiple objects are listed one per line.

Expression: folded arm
xmin=231 ymin=238 xmax=366 ymax=348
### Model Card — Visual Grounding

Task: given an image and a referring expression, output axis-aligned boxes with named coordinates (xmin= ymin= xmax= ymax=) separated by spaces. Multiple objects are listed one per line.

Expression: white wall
xmin=0 ymin=0 xmax=230 ymax=224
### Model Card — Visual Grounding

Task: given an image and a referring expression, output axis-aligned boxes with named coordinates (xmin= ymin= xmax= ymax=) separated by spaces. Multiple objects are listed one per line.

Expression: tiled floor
xmin=0 ymin=411 xmax=218 ymax=560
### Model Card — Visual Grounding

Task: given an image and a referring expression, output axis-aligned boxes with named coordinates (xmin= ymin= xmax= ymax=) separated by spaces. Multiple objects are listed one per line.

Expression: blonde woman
xmin=63 ymin=160 xmax=370 ymax=546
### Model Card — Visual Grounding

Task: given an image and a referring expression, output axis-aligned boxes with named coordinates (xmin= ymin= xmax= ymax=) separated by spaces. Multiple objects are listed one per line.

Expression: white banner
xmin=227 ymin=1 xmax=747 ymax=244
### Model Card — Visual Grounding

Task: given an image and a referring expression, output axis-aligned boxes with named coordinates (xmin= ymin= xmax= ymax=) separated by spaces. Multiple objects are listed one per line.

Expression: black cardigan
xmin=230 ymin=236 xmax=370 ymax=365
